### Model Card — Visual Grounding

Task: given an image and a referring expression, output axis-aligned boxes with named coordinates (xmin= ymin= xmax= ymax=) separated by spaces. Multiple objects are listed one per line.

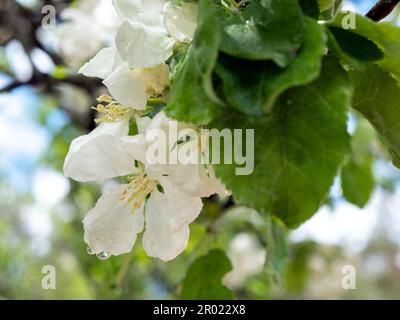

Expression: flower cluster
xmin=63 ymin=0 xmax=227 ymax=261
xmin=56 ymin=0 xmax=120 ymax=68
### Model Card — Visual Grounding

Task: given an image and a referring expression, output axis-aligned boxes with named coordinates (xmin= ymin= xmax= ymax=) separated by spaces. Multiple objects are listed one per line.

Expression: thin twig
xmin=366 ymin=0 xmax=400 ymax=21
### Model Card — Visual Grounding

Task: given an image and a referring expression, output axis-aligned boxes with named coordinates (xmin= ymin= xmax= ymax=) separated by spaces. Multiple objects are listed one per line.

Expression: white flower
xmin=115 ymin=20 xmax=174 ymax=68
xmin=107 ymin=0 xmax=173 ymax=74
xmin=56 ymin=0 xmax=120 ymax=68
xmin=77 ymin=0 xmax=197 ymax=109
xmin=113 ymin=0 xmax=197 ymax=68
xmin=64 ymin=112 xmax=226 ymax=261
xmin=223 ymin=233 xmax=266 ymax=289
xmin=112 ymin=0 xmax=198 ymax=67
xmin=114 ymin=0 xmax=167 ymax=30
xmin=163 ymin=1 xmax=197 ymax=42
xmin=63 ymin=117 xmax=138 ymax=182
xmin=79 ymin=47 xmax=169 ymax=109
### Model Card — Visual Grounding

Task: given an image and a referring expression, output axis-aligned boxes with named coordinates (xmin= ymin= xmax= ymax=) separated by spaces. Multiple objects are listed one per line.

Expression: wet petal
xmin=84 ymin=184 xmax=144 ymax=256
xmin=163 ymin=1 xmax=197 ymax=42
xmin=64 ymin=119 xmax=129 ymax=170
xmin=142 ymin=189 xmax=201 ymax=261
xmin=160 ymin=178 xmax=204 ymax=228
xmin=113 ymin=0 xmax=167 ymax=29
xmin=115 ymin=21 xmax=174 ymax=68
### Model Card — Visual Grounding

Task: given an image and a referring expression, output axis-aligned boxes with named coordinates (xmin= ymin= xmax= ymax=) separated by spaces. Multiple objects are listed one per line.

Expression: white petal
xmin=115 ymin=21 xmax=174 ymax=68
xmin=113 ymin=0 xmax=143 ymax=21
xmin=64 ymin=122 xmax=145 ymax=182
xmin=143 ymin=111 xmax=197 ymax=177
xmin=103 ymin=65 xmax=147 ymax=109
xmin=136 ymin=116 xmax=152 ymax=134
xmin=142 ymin=189 xmax=200 ymax=261
xmin=163 ymin=164 xmax=228 ymax=198
xmin=160 ymin=178 xmax=204 ymax=228
xmin=146 ymin=110 xmax=196 ymax=133
xmin=145 ymin=112 xmax=227 ymax=197
xmin=84 ymin=184 xmax=144 ymax=256
xmin=113 ymin=0 xmax=167 ymax=29
xmin=163 ymin=1 xmax=197 ymax=42
xmin=141 ymin=0 xmax=167 ymax=14
xmin=119 ymin=134 xmax=148 ymax=164
xmin=64 ymin=119 xmax=129 ymax=170
xmin=79 ymin=47 xmax=117 ymax=79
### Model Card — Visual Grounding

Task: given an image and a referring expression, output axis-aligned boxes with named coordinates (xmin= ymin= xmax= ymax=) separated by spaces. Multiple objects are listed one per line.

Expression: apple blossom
xmin=64 ymin=112 xmax=226 ymax=261
xmin=56 ymin=0 xmax=119 ymax=68
xmin=78 ymin=0 xmax=197 ymax=109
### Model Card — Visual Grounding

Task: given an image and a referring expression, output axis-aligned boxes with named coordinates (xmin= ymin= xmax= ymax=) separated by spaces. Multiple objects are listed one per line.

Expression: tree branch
xmin=366 ymin=0 xmax=400 ymax=21
xmin=0 ymin=0 xmax=99 ymax=131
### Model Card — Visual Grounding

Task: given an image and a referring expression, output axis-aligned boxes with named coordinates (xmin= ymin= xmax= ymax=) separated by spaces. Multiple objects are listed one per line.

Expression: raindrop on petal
xmin=96 ymin=251 xmax=110 ymax=260
xmin=87 ymin=246 xmax=95 ymax=255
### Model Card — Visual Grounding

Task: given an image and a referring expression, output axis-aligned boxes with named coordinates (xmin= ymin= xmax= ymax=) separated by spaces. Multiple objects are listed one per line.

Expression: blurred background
xmin=1 ymin=0 xmax=400 ymax=299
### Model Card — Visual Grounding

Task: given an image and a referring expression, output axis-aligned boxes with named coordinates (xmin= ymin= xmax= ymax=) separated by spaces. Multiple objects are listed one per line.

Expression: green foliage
xmin=265 ymin=217 xmax=288 ymax=280
xmin=299 ymin=0 xmax=319 ymax=19
xmin=216 ymin=17 xmax=326 ymax=115
xmin=218 ymin=0 xmax=305 ymax=67
xmin=212 ymin=57 xmax=352 ymax=227
xmin=341 ymin=158 xmax=374 ymax=207
xmin=5 ymin=0 xmax=400 ymax=301
xmin=180 ymin=249 xmax=234 ymax=300
xmin=332 ymin=12 xmax=400 ymax=83
xmin=317 ymin=0 xmax=335 ymax=11
xmin=284 ymin=241 xmax=317 ymax=294
xmin=341 ymin=120 xmax=376 ymax=207
xmin=328 ymin=27 xmax=384 ymax=64
xmin=161 ymin=0 xmax=400 ymax=288
xmin=351 ymin=65 xmax=400 ymax=168
xmin=165 ymin=0 xmax=400 ymax=230
xmin=319 ymin=0 xmax=342 ymax=19
xmin=165 ymin=0 xmax=222 ymax=125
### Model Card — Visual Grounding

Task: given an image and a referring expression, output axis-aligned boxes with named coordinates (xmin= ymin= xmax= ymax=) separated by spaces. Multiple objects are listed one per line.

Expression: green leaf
xmin=326 ymin=29 xmax=369 ymax=70
xmin=319 ymin=0 xmax=342 ymax=20
xmin=216 ymin=17 xmax=326 ymax=116
xmin=180 ymin=249 xmax=234 ymax=300
xmin=165 ymin=0 xmax=222 ymax=125
xmin=333 ymin=12 xmax=400 ymax=83
xmin=327 ymin=26 xmax=384 ymax=64
xmin=318 ymin=0 xmax=335 ymax=11
xmin=265 ymin=217 xmax=288 ymax=281
xmin=350 ymin=64 xmax=400 ymax=168
xmin=341 ymin=120 xmax=376 ymax=208
xmin=341 ymin=158 xmax=374 ymax=208
xmin=299 ymin=0 xmax=319 ymax=19
xmin=284 ymin=241 xmax=316 ymax=293
xmin=219 ymin=0 xmax=305 ymax=67
xmin=211 ymin=57 xmax=352 ymax=228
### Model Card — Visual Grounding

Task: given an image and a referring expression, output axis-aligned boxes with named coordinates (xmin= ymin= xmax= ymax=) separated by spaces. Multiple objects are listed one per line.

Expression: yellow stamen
xmin=92 ymin=94 xmax=134 ymax=123
xmin=121 ymin=173 xmax=157 ymax=210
